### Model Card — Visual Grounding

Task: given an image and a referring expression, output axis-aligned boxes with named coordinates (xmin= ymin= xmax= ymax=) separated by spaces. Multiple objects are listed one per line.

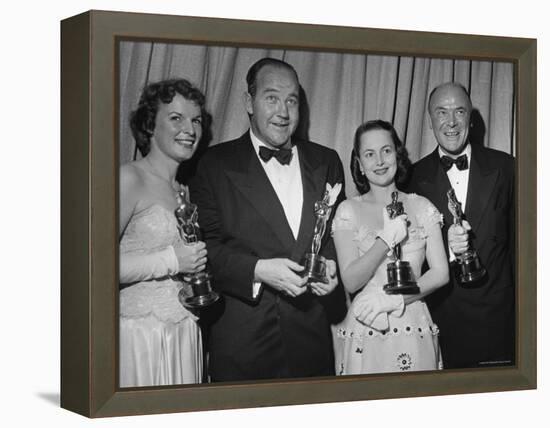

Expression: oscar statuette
xmin=447 ymin=188 xmax=486 ymax=284
xmin=174 ymin=188 xmax=219 ymax=308
xmin=383 ymin=191 xmax=420 ymax=295
xmin=301 ymin=183 xmax=342 ymax=285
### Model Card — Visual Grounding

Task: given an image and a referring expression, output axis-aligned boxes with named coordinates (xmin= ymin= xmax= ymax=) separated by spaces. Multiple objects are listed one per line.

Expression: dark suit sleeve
xmin=507 ymin=159 xmax=515 ymax=283
xmin=190 ymin=154 xmax=260 ymax=302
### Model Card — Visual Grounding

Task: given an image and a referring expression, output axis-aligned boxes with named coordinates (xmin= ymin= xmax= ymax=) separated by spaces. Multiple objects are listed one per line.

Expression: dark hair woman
xmin=332 ymin=120 xmax=448 ymax=375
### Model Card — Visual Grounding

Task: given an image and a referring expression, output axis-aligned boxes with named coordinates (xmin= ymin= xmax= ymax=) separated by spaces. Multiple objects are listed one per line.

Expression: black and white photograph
xmin=117 ymin=39 xmax=516 ymax=387
xmin=27 ymin=1 xmax=543 ymax=425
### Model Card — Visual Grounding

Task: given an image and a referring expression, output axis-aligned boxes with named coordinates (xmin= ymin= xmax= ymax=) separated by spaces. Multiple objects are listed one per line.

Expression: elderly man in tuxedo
xmin=408 ymin=82 xmax=515 ymax=369
xmin=190 ymin=58 xmax=345 ymax=381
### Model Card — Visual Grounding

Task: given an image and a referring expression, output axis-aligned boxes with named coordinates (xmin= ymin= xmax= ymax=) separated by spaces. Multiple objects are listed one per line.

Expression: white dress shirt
xmin=439 ymin=143 xmax=471 ymax=262
xmin=439 ymin=143 xmax=471 ymax=212
xmin=250 ymin=130 xmax=303 ymax=239
xmin=250 ymin=130 xmax=304 ymax=297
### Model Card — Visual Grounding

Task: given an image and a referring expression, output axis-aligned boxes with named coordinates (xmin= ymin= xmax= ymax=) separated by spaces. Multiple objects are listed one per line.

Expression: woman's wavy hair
xmin=129 ymin=78 xmax=211 ymax=158
xmin=350 ymin=119 xmax=411 ymax=194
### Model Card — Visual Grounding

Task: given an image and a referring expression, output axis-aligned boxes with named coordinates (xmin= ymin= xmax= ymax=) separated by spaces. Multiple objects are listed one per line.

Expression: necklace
xmin=141 ymin=158 xmax=181 ymax=193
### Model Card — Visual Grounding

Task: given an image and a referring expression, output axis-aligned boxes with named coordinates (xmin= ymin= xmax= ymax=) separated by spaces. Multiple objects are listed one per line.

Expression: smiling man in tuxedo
xmin=408 ymin=82 xmax=515 ymax=369
xmin=190 ymin=58 xmax=345 ymax=381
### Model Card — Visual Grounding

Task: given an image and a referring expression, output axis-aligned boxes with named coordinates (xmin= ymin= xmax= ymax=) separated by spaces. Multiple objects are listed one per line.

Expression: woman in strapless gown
xmin=332 ymin=120 xmax=449 ymax=375
xmin=119 ymin=78 xmax=210 ymax=387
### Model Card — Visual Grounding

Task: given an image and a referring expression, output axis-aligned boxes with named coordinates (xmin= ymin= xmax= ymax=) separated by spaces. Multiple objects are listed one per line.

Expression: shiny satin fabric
xmin=119 ymin=314 xmax=202 ymax=387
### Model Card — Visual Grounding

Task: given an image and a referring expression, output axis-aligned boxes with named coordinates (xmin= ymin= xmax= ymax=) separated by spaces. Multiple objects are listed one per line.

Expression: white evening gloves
xmin=119 ymin=246 xmax=180 ymax=284
xmin=376 ymin=207 xmax=408 ymax=250
xmin=353 ymin=291 xmax=405 ymax=331
xmin=352 ymin=208 xmax=408 ymax=331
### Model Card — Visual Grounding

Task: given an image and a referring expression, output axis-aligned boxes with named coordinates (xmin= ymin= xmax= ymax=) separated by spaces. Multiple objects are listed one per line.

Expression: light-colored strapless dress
xmin=119 ymin=204 xmax=202 ymax=387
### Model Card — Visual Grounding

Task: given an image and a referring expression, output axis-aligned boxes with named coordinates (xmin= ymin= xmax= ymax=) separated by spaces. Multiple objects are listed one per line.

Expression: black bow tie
xmin=258 ymin=146 xmax=292 ymax=165
xmin=440 ymin=154 xmax=468 ymax=171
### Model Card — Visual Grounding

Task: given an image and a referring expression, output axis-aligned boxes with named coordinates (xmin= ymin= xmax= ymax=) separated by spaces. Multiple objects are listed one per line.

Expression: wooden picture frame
xmin=60 ymin=9 xmax=536 ymax=417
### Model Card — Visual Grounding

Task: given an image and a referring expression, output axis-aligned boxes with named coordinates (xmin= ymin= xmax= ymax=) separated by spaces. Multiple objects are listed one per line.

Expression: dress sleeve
xmin=331 ymin=200 xmax=356 ymax=234
xmin=417 ymin=196 xmax=443 ymax=235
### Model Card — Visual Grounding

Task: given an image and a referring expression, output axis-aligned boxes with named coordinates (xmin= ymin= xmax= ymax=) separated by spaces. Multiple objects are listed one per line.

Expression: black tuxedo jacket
xmin=408 ymin=144 xmax=515 ymax=368
xmin=189 ymin=132 xmax=346 ymax=381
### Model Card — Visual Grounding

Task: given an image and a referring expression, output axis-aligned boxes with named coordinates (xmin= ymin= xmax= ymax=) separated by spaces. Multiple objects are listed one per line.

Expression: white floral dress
xmin=332 ymin=193 xmax=444 ymax=374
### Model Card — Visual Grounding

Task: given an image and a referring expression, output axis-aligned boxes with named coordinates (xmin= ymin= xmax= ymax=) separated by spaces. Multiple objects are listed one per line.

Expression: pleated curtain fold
xmin=119 ymin=41 xmax=514 ymax=197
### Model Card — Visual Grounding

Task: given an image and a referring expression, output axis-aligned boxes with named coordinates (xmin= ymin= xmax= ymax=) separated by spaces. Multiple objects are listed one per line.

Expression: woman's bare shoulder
xmin=120 ymin=161 xmax=146 ymax=191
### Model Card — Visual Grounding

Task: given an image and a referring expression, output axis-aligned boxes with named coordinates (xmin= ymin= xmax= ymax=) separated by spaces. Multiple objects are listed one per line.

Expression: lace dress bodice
xmin=120 ymin=204 xmax=194 ymax=323
xmin=121 ymin=204 xmax=180 ymax=254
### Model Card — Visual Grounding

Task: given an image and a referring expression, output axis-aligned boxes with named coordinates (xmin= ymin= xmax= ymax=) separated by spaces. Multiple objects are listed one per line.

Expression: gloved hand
xmin=353 ymin=291 xmax=405 ymax=329
xmin=377 ymin=207 xmax=408 ymax=250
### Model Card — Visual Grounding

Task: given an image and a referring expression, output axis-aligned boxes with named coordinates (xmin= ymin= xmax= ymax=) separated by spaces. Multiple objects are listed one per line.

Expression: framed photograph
xmin=61 ymin=10 xmax=536 ymax=417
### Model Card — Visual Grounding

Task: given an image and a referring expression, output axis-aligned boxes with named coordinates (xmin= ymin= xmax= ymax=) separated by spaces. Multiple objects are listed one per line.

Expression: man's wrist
xmin=253 ymin=259 xmax=264 ymax=282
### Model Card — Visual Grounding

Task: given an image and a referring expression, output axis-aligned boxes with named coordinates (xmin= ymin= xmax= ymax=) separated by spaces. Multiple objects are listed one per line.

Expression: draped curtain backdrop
xmin=119 ymin=41 xmax=515 ymax=197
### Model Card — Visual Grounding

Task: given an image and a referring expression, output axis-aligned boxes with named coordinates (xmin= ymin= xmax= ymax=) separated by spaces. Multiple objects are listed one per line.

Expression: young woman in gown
xmin=119 ymin=79 xmax=209 ymax=387
xmin=332 ymin=120 xmax=449 ymax=374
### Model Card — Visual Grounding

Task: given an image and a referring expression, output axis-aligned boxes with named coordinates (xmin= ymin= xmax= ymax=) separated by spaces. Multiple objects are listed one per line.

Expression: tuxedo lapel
xmin=224 ymin=135 xmax=295 ymax=249
xmin=291 ymin=142 xmax=326 ymax=262
xmin=464 ymin=145 xmax=499 ymax=233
